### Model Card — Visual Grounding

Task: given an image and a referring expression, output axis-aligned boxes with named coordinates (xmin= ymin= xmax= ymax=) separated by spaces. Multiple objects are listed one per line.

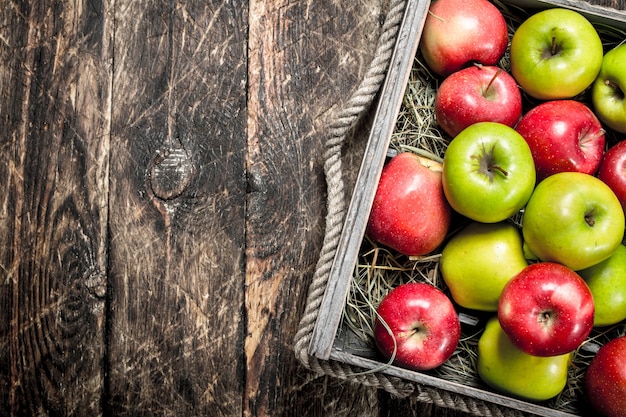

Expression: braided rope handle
xmin=292 ymin=1 xmax=531 ymax=415
xmin=293 ymin=0 xmax=407 ymax=385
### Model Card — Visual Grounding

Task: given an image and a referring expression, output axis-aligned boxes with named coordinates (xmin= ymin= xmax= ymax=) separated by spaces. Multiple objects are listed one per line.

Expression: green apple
xmin=442 ymin=122 xmax=536 ymax=223
xmin=477 ymin=316 xmax=571 ymax=402
xmin=440 ymin=221 xmax=528 ymax=311
xmin=578 ymin=244 xmax=626 ymax=327
xmin=592 ymin=43 xmax=626 ymax=134
xmin=510 ymin=8 xmax=603 ymax=100
xmin=522 ymin=172 xmax=625 ymax=271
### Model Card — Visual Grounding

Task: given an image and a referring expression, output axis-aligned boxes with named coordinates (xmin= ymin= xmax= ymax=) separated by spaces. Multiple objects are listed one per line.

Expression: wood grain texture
xmin=245 ymin=1 xmax=408 ymax=416
xmin=106 ymin=1 xmax=248 ymax=415
xmin=0 ymin=0 xmax=112 ymax=415
xmin=5 ymin=0 xmax=623 ymax=416
xmin=309 ymin=0 xmax=430 ymax=361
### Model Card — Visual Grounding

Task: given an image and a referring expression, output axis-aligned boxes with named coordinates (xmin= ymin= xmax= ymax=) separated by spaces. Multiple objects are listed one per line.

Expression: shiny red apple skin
xmin=584 ymin=336 xmax=626 ymax=417
xmin=515 ymin=100 xmax=605 ymax=181
xmin=419 ymin=0 xmax=508 ymax=77
xmin=598 ymin=140 xmax=626 ymax=213
xmin=435 ymin=65 xmax=523 ymax=138
xmin=498 ymin=262 xmax=594 ymax=357
xmin=367 ymin=152 xmax=452 ymax=257
xmin=374 ymin=282 xmax=461 ymax=371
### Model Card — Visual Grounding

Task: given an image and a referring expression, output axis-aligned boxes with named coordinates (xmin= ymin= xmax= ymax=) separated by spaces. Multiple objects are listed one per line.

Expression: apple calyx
xmin=537 ymin=310 xmax=554 ymax=327
xmin=585 ymin=208 xmax=597 ymax=227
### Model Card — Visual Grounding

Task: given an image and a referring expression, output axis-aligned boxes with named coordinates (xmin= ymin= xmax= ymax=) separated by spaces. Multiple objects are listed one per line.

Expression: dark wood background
xmin=0 ymin=0 xmax=621 ymax=416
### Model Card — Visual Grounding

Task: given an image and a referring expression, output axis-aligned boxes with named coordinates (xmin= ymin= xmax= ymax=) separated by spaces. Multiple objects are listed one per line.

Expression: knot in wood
xmin=84 ymin=271 xmax=107 ymax=300
xmin=149 ymin=146 xmax=194 ymax=200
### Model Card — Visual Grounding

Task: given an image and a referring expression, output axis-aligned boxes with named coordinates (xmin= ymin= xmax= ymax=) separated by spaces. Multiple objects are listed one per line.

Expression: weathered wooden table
xmin=1 ymin=0 xmax=622 ymax=416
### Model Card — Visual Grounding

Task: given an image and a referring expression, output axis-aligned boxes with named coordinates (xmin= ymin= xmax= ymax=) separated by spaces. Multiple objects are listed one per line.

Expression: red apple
xmin=584 ymin=336 xmax=626 ymax=417
xmin=419 ymin=0 xmax=508 ymax=77
xmin=374 ymin=282 xmax=461 ymax=371
xmin=435 ymin=65 xmax=522 ymax=138
xmin=515 ymin=100 xmax=605 ymax=181
xmin=367 ymin=152 xmax=452 ymax=257
xmin=498 ymin=262 xmax=594 ymax=357
xmin=598 ymin=140 xmax=626 ymax=213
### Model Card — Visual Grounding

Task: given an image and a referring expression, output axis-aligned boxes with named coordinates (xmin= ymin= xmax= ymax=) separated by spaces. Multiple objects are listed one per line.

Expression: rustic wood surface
xmin=0 ymin=0 xmax=466 ymax=415
xmin=0 ymin=0 xmax=621 ymax=416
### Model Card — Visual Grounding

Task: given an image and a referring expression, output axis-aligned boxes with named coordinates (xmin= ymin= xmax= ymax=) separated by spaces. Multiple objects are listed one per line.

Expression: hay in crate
xmin=340 ymin=1 xmax=626 ymax=414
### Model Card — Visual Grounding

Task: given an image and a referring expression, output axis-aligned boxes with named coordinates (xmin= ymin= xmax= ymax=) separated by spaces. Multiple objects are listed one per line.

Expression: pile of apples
xmin=365 ymin=0 xmax=626 ymax=415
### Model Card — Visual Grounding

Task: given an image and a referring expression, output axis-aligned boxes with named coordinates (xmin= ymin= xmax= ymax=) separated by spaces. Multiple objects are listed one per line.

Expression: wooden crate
xmin=307 ymin=0 xmax=626 ymax=416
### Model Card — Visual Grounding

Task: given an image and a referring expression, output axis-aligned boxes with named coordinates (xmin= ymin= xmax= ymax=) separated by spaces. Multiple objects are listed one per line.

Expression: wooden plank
xmin=0 ymin=0 xmax=113 ymax=415
xmin=245 ymin=0 xmax=396 ymax=415
xmin=105 ymin=1 xmax=248 ymax=415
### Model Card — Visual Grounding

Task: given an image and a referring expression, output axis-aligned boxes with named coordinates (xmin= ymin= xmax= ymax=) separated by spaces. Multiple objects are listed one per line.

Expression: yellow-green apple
xmin=522 ymin=172 xmax=625 ymax=271
xmin=584 ymin=336 xmax=626 ymax=417
xmin=510 ymin=8 xmax=603 ymax=100
xmin=598 ymin=140 xmax=626 ymax=213
xmin=477 ymin=316 xmax=571 ymax=401
xmin=373 ymin=282 xmax=461 ymax=371
xmin=442 ymin=122 xmax=536 ymax=223
xmin=435 ymin=65 xmax=522 ymax=138
xmin=515 ymin=100 xmax=605 ymax=181
xmin=498 ymin=262 xmax=594 ymax=356
xmin=592 ymin=43 xmax=626 ymax=134
xmin=440 ymin=221 xmax=527 ymax=311
xmin=367 ymin=152 xmax=452 ymax=256
xmin=419 ymin=0 xmax=508 ymax=77
xmin=578 ymin=244 xmax=626 ymax=327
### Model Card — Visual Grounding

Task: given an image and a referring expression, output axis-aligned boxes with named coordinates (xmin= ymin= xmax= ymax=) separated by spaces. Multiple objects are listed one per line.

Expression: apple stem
xmin=551 ymin=36 xmax=558 ymax=55
xmin=427 ymin=10 xmax=445 ymax=22
xmin=605 ymin=79 xmax=625 ymax=99
xmin=483 ymin=69 xmax=503 ymax=98
xmin=397 ymin=329 xmax=417 ymax=338
xmin=587 ymin=128 xmax=606 ymax=144
xmin=488 ymin=164 xmax=508 ymax=177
